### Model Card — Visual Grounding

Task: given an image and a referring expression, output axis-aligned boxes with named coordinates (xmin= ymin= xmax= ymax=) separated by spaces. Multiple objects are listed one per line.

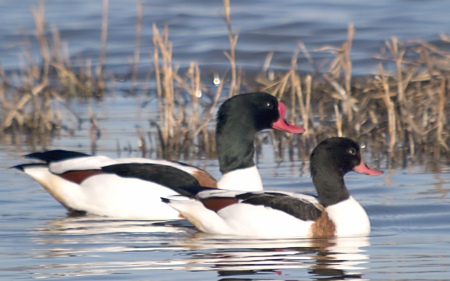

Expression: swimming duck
xmin=13 ymin=92 xmax=304 ymax=220
xmin=162 ymin=137 xmax=382 ymax=237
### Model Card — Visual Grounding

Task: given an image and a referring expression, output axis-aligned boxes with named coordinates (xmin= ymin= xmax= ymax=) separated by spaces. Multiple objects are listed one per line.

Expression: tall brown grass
xmin=1 ymin=0 xmax=449 ymax=169
xmin=255 ymin=25 xmax=449 ymax=165
xmin=0 ymin=1 xmax=106 ymax=140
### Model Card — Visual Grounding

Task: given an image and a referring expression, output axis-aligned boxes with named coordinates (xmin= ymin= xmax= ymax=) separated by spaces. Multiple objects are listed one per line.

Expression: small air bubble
xmin=213 ymin=73 xmax=220 ymax=86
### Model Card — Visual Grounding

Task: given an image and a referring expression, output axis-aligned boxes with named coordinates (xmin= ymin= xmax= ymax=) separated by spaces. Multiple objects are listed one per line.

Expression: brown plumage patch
xmin=192 ymin=170 xmax=217 ymax=188
xmin=59 ymin=170 xmax=103 ymax=184
xmin=201 ymin=197 xmax=238 ymax=212
xmin=310 ymin=210 xmax=336 ymax=238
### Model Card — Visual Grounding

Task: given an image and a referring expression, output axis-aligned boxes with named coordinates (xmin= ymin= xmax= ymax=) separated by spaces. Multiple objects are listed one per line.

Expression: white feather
xmin=48 ymin=156 xmax=111 ymax=173
xmin=215 ymin=203 xmax=315 ymax=237
xmin=217 ymin=166 xmax=262 ymax=191
xmin=20 ymin=165 xmax=83 ymax=207
xmin=326 ymin=196 xmax=370 ymax=237
xmin=21 ymin=163 xmax=182 ymax=220
xmin=49 ymin=155 xmax=199 ymax=175
xmin=70 ymin=174 xmax=180 ymax=220
xmin=167 ymin=190 xmax=318 ymax=238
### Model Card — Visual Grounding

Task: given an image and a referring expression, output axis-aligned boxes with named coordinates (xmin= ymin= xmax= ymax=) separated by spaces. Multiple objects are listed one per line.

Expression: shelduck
xmin=13 ymin=92 xmax=304 ymax=220
xmin=162 ymin=137 xmax=383 ymax=237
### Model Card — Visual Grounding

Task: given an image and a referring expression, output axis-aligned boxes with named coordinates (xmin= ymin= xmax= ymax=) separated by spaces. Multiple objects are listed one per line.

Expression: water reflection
xmin=33 ymin=216 xmax=191 ymax=257
xmin=173 ymin=234 xmax=369 ymax=280
xmin=28 ymin=217 xmax=370 ymax=280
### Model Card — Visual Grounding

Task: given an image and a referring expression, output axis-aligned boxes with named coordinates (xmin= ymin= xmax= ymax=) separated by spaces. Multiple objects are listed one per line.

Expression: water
xmin=2 ymin=138 xmax=450 ymax=280
xmin=1 ymin=0 xmax=450 ymax=74
xmin=1 ymin=1 xmax=450 ymax=280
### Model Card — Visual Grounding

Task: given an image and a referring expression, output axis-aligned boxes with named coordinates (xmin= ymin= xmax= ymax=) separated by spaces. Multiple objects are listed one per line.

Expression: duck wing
xmin=236 ymin=192 xmax=322 ymax=221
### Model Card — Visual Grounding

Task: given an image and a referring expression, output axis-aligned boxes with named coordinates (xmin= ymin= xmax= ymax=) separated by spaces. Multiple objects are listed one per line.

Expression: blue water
xmin=1 ymin=1 xmax=450 ymax=280
xmin=2 ymin=129 xmax=450 ymax=280
xmin=1 ymin=0 xmax=450 ymax=74
xmin=2 ymin=142 xmax=450 ymax=280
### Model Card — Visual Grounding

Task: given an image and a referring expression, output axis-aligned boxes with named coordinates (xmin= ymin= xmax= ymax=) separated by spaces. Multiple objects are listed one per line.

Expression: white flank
xmin=217 ymin=166 xmax=262 ymax=191
xmin=68 ymin=174 xmax=181 ymax=220
xmin=168 ymin=189 xmax=318 ymax=238
xmin=216 ymin=203 xmax=315 ymax=237
xmin=325 ymin=196 xmax=370 ymax=237
xmin=22 ymin=164 xmax=182 ymax=220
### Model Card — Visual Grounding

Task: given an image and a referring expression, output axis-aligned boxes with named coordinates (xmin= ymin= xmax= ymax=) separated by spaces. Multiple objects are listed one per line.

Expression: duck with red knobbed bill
xmin=12 ymin=92 xmax=304 ymax=220
xmin=162 ymin=137 xmax=383 ymax=238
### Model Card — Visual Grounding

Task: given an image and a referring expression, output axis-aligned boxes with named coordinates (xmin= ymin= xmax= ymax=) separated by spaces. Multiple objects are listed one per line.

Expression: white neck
xmin=217 ymin=166 xmax=263 ymax=191
xmin=325 ymin=196 xmax=370 ymax=237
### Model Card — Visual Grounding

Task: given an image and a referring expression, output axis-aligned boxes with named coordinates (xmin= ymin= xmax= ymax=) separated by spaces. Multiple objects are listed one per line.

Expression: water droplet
xmin=213 ymin=73 xmax=220 ymax=86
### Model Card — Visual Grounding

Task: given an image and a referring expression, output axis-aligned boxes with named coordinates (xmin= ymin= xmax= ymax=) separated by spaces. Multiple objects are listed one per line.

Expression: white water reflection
xmin=172 ymin=234 xmax=369 ymax=279
xmin=24 ymin=217 xmax=370 ymax=280
xmin=4 ymin=158 xmax=450 ymax=280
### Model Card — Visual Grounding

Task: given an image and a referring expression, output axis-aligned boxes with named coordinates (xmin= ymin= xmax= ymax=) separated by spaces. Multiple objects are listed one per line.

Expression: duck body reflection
xmin=31 ymin=216 xmax=370 ymax=280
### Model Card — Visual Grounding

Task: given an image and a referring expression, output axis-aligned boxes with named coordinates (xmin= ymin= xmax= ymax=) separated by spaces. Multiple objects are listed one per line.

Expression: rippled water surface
xmin=1 ymin=1 xmax=450 ymax=280
xmin=2 ymin=0 xmax=450 ymax=74
xmin=2 ymin=134 xmax=450 ymax=280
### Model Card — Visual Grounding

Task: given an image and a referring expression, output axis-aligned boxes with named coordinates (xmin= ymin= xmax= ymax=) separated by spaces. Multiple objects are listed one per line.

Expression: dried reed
xmin=1 ymin=1 xmax=450 ymax=170
xmin=131 ymin=0 xmax=143 ymax=89
xmin=222 ymin=0 xmax=240 ymax=97
xmin=151 ymin=24 xmax=224 ymax=159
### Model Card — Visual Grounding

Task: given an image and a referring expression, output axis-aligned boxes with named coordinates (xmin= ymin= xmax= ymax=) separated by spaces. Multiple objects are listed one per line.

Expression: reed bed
xmin=1 ymin=1 xmax=449 ymax=168
xmin=253 ymin=24 xmax=450 ymax=166
xmin=0 ymin=1 xmax=106 ymax=139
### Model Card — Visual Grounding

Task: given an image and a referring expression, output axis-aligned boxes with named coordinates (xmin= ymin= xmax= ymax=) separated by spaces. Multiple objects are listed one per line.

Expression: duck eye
xmin=348 ymin=148 xmax=357 ymax=155
xmin=265 ymin=102 xmax=274 ymax=109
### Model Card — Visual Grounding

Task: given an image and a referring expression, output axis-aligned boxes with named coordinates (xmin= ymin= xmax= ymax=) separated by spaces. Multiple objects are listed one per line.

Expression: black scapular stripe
xmin=101 ymin=163 xmax=201 ymax=195
xmin=26 ymin=150 xmax=90 ymax=162
xmin=236 ymin=192 xmax=322 ymax=221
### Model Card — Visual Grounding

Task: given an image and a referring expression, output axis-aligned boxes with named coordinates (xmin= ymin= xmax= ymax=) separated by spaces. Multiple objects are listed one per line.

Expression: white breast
xmin=325 ymin=196 xmax=370 ymax=237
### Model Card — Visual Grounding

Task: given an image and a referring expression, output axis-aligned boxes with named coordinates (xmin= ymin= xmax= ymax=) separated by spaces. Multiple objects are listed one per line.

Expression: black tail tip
xmin=10 ymin=165 xmax=25 ymax=171
xmin=9 ymin=163 xmax=47 ymax=171
xmin=161 ymin=197 xmax=170 ymax=204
